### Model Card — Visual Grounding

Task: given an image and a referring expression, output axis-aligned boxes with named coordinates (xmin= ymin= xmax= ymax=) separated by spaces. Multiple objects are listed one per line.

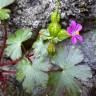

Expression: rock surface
xmin=10 ymin=0 xmax=96 ymax=29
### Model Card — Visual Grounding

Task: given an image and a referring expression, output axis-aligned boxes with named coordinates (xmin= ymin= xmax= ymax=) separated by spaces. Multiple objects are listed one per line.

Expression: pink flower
xmin=67 ymin=20 xmax=83 ymax=44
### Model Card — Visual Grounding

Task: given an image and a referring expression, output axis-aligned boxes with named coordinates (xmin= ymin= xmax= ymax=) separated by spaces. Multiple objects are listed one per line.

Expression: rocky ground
xmin=9 ymin=0 xmax=96 ymax=28
xmin=0 ymin=0 xmax=96 ymax=96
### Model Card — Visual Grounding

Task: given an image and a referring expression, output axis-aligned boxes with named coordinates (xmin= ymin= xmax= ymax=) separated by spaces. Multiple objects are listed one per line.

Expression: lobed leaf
xmin=49 ymin=45 xmax=92 ymax=96
xmin=16 ymin=57 xmax=52 ymax=93
xmin=39 ymin=29 xmax=50 ymax=40
xmin=0 ymin=0 xmax=15 ymax=9
xmin=33 ymin=38 xmax=49 ymax=58
xmin=0 ymin=9 xmax=10 ymax=20
xmin=5 ymin=28 xmax=32 ymax=60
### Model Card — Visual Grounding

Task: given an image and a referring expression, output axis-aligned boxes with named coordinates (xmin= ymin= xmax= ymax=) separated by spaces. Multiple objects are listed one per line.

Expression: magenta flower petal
xmin=71 ymin=36 xmax=77 ymax=44
xmin=75 ymin=24 xmax=82 ymax=32
xmin=67 ymin=27 xmax=73 ymax=35
xmin=67 ymin=20 xmax=77 ymax=35
xmin=67 ymin=20 xmax=83 ymax=44
xmin=75 ymin=35 xmax=83 ymax=43
xmin=70 ymin=20 xmax=77 ymax=29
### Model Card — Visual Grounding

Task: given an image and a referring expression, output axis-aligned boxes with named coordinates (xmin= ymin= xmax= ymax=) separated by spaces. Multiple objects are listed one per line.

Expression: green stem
xmin=56 ymin=0 xmax=61 ymax=11
xmin=0 ymin=21 xmax=7 ymax=61
xmin=21 ymin=44 xmax=27 ymax=53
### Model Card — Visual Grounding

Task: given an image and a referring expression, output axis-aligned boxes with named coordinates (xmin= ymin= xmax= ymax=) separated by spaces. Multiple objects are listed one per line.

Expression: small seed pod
xmin=48 ymin=23 xmax=61 ymax=37
xmin=48 ymin=43 xmax=56 ymax=55
xmin=51 ymin=11 xmax=60 ymax=23
xmin=57 ymin=29 xmax=69 ymax=41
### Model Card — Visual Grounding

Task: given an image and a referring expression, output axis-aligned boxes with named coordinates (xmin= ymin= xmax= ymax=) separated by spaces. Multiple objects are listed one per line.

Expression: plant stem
xmin=0 ymin=61 xmax=17 ymax=66
xmin=2 ymin=70 xmax=16 ymax=74
xmin=56 ymin=0 xmax=61 ymax=11
xmin=0 ymin=21 xmax=7 ymax=62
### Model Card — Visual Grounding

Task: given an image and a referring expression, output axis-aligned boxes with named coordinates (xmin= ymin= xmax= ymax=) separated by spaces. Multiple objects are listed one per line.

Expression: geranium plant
xmin=0 ymin=0 xmax=92 ymax=96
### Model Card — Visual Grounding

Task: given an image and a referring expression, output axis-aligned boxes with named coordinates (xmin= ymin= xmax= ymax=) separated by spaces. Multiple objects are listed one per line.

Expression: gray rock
xmin=10 ymin=0 xmax=96 ymax=28
xmin=78 ymin=31 xmax=96 ymax=69
xmin=12 ymin=0 xmax=55 ymax=28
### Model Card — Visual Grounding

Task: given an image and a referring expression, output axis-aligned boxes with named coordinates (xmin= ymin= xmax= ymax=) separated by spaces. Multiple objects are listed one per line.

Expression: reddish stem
xmin=0 ymin=63 xmax=15 ymax=66
xmin=27 ymin=53 xmax=34 ymax=57
xmin=0 ymin=22 xmax=16 ymax=96
xmin=2 ymin=70 xmax=16 ymax=74
xmin=0 ymin=59 xmax=19 ymax=66
xmin=0 ymin=77 xmax=8 ymax=81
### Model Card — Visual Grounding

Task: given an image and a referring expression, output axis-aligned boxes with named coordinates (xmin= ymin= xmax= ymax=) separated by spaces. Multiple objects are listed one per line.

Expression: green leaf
xmin=33 ymin=39 xmax=49 ymax=58
xmin=0 ymin=9 xmax=10 ymax=20
xmin=5 ymin=28 xmax=32 ymax=60
xmin=0 ymin=0 xmax=15 ymax=9
xmin=49 ymin=45 xmax=92 ymax=96
xmin=39 ymin=29 xmax=50 ymax=40
xmin=16 ymin=57 xmax=52 ymax=93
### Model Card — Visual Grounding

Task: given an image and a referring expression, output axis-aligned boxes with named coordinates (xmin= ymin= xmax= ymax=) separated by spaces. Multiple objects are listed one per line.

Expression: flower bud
xmin=48 ymin=23 xmax=61 ymax=37
xmin=48 ymin=43 xmax=56 ymax=55
xmin=51 ymin=11 xmax=60 ymax=23
xmin=57 ymin=29 xmax=69 ymax=41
